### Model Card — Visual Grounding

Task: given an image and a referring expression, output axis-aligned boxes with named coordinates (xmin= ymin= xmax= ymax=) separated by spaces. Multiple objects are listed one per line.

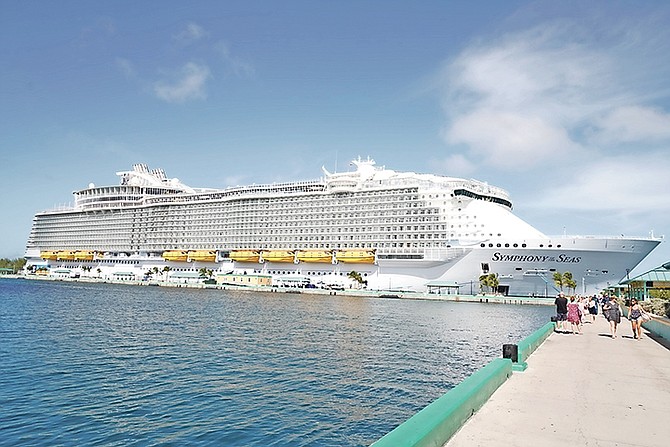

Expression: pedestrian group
xmin=554 ymin=292 xmax=650 ymax=339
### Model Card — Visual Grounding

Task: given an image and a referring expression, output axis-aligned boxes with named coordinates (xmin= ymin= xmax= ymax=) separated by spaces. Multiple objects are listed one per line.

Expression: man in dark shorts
xmin=554 ymin=292 xmax=568 ymax=333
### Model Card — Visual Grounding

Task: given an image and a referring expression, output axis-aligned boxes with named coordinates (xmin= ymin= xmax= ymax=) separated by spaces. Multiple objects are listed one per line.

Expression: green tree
xmin=347 ymin=271 xmax=365 ymax=288
xmin=562 ymin=272 xmax=576 ymax=294
xmin=0 ymin=258 xmax=27 ymax=272
xmin=487 ymin=273 xmax=499 ymax=294
xmin=199 ymin=268 xmax=214 ymax=279
xmin=479 ymin=274 xmax=489 ymax=293
xmin=479 ymin=273 xmax=499 ymax=294
xmin=553 ymin=272 xmax=564 ymax=291
xmin=162 ymin=266 xmax=172 ymax=281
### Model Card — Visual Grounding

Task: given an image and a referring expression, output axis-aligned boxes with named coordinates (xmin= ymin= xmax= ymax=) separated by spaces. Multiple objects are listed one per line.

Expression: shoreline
xmin=2 ymin=274 xmax=555 ymax=306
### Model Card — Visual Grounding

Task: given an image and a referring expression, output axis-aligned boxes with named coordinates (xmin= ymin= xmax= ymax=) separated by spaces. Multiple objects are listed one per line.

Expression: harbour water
xmin=0 ymin=278 xmax=553 ymax=446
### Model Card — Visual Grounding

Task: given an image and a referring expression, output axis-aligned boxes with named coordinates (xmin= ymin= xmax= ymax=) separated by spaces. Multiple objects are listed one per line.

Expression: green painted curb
xmin=370 ymin=358 xmax=513 ymax=447
xmin=516 ymin=322 xmax=555 ymax=364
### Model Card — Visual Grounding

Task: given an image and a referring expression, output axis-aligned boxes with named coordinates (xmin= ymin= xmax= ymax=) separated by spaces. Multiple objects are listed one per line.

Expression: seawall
xmin=370 ymin=322 xmax=555 ymax=447
xmin=11 ymin=275 xmax=555 ymax=306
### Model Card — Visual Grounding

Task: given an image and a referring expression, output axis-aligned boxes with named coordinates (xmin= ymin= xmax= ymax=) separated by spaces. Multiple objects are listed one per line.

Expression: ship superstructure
xmin=25 ymin=159 xmax=661 ymax=295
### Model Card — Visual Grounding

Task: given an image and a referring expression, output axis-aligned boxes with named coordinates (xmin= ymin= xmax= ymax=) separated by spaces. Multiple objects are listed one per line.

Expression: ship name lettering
xmin=557 ymin=254 xmax=581 ymax=263
xmin=491 ymin=253 xmax=552 ymax=262
xmin=491 ymin=252 xmax=581 ymax=263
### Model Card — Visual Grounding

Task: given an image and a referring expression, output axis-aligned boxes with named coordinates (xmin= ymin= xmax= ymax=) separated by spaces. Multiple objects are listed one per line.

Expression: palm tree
xmin=162 ymin=266 xmax=172 ymax=282
xmin=479 ymin=274 xmax=498 ymax=294
xmin=553 ymin=272 xmax=564 ymax=291
xmin=562 ymin=272 xmax=576 ymax=294
xmin=487 ymin=273 xmax=499 ymax=294
xmin=96 ymin=268 xmax=102 ymax=278
xmin=198 ymin=267 xmax=213 ymax=279
xmin=347 ymin=271 xmax=365 ymax=288
xmin=479 ymin=274 xmax=489 ymax=293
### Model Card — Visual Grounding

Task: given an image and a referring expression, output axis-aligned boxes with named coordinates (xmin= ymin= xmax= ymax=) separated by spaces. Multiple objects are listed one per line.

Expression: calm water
xmin=0 ymin=278 xmax=552 ymax=446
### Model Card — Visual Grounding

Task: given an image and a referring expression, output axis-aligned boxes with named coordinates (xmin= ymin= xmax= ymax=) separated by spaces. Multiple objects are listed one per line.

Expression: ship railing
xmin=547 ymin=234 xmax=664 ymax=241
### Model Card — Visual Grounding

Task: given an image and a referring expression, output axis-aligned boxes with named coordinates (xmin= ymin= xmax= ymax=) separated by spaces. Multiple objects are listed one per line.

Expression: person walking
xmin=603 ymin=297 xmax=622 ymax=338
xmin=567 ymin=296 xmax=582 ymax=334
xmin=628 ymin=298 xmax=645 ymax=340
xmin=587 ymin=295 xmax=598 ymax=322
xmin=554 ymin=293 xmax=568 ymax=333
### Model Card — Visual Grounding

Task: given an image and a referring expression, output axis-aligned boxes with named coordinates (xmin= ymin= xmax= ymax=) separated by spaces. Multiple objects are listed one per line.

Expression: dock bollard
xmin=502 ymin=344 xmax=518 ymax=363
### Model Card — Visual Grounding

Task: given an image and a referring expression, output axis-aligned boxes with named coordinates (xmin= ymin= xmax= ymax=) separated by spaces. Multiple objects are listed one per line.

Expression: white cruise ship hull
xmin=24 ymin=160 xmax=661 ymax=296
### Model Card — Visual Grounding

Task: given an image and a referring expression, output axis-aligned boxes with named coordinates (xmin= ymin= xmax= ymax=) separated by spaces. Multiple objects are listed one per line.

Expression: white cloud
xmin=437 ymin=16 xmax=670 ymax=172
xmin=154 ymin=62 xmax=211 ymax=103
xmin=433 ymin=153 xmax=477 ymax=176
xmin=215 ymin=41 xmax=255 ymax=78
xmin=431 ymin=8 xmax=670 ymax=246
xmin=530 ymin=151 xmax=670 ymax=214
xmin=446 ymin=110 xmax=579 ymax=168
xmin=175 ymin=22 xmax=207 ymax=44
xmin=591 ymin=105 xmax=670 ymax=144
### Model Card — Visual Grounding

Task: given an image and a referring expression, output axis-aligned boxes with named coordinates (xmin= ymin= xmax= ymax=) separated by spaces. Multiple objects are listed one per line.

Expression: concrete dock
xmin=444 ymin=314 xmax=670 ymax=447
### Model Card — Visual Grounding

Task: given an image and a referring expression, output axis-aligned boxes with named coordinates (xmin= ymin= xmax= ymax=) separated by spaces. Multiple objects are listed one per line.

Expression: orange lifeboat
xmin=162 ymin=250 xmax=189 ymax=262
xmin=57 ymin=250 xmax=76 ymax=261
xmin=229 ymin=250 xmax=261 ymax=263
xmin=335 ymin=249 xmax=376 ymax=264
xmin=40 ymin=251 xmax=59 ymax=260
xmin=74 ymin=251 xmax=95 ymax=261
xmin=296 ymin=250 xmax=334 ymax=263
xmin=188 ymin=250 xmax=217 ymax=262
xmin=261 ymin=250 xmax=296 ymax=263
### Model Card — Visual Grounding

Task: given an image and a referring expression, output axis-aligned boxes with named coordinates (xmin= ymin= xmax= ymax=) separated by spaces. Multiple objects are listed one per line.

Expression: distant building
xmin=216 ymin=272 xmax=272 ymax=287
xmin=620 ymin=262 xmax=670 ymax=300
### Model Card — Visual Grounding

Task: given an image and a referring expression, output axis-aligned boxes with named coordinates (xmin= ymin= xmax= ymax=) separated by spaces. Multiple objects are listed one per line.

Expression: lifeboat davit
xmin=188 ymin=250 xmax=217 ymax=262
xmin=296 ymin=250 xmax=334 ymax=263
xmin=335 ymin=249 xmax=376 ymax=264
xmin=261 ymin=250 xmax=296 ymax=263
xmin=229 ymin=250 xmax=261 ymax=263
xmin=162 ymin=250 xmax=189 ymax=262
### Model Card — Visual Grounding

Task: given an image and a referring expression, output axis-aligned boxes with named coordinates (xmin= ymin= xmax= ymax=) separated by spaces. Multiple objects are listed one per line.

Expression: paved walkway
xmin=445 ymin=313 xmax=670 ymax=447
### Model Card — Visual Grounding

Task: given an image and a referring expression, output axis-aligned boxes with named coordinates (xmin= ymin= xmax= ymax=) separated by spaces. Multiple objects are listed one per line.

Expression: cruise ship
xmin=24 ymin=158 xmax=661 ymax=296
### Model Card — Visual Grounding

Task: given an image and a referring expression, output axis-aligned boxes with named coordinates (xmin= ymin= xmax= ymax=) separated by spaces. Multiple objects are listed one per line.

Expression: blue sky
xmin=1 ymin=0 xmax=669 ymax=276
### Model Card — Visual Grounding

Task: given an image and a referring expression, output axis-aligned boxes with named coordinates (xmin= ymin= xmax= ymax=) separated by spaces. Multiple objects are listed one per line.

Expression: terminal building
xmin=619 ymin=261 xmax=670 ymax=300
